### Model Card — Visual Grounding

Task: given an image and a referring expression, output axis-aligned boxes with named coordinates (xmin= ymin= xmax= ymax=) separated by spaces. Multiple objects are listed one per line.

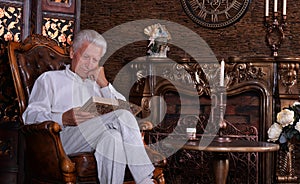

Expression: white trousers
xmin=60 ymin=109 xmax=154 ymax=184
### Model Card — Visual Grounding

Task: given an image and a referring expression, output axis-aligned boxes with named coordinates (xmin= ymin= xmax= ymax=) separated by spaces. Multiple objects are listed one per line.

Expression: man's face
xmin=70 ymin=41 xmax=103 ymax=79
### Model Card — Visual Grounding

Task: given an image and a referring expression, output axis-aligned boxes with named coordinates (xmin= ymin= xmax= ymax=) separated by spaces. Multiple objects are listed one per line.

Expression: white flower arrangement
xmin=267 ymin=102 xmax=300 ymax=149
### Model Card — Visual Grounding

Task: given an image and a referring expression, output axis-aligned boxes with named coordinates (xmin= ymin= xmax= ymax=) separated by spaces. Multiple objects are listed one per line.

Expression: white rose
xmin=267 ymin=123 xmax=282 ymax=142
xmin=293 ymin=101 xmax=300 ymax=106
xmin=295 ymin=121 xmax=300 ymax=133
xmin=277 ymin=109 xmax=294 ymax=127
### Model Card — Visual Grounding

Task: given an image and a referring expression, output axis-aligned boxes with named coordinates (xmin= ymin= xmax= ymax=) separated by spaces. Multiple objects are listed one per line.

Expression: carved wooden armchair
xmin=8 ymin=34 xmax=165 ymax=184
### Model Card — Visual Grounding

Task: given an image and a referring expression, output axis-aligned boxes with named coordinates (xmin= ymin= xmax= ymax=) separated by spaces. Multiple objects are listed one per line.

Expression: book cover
xmin=80 ymin=96 xmax=142 ymax=116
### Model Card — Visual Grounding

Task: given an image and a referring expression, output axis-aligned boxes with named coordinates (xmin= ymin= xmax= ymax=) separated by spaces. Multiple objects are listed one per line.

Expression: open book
xmin=80 ymin=96 xmax=142 ymax=116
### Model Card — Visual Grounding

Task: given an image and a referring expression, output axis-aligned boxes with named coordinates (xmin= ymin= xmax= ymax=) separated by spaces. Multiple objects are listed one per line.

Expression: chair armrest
xmin=138 ymin=120 xmax=154 ymax=131
xmin=137 ymin=120 xmax=167 ymax=167
xmin=145 ymin=145 xmax=167 ymax=168
xmin=22 ymin=120 xmax=62 ymax=133
xmin=21 ymin=121 xmax=76 ymax=183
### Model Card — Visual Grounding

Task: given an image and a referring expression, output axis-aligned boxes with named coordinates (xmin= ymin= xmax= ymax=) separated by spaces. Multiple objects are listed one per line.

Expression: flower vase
xmin=276 ymin=141 xmax=298 ymax=183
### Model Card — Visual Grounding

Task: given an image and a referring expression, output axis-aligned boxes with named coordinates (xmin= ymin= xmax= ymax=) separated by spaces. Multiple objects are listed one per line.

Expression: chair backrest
xmin=8 ymin=34 xmax=71 ymax=116
xmin=8 ymin=34 xmax=77 ymax=183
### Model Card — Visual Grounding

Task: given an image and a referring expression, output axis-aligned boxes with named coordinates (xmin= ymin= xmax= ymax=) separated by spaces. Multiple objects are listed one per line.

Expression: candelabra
xmin=265 ymin=13 xmax=286 ymax=57
xmin=264 ymin=0 xmax=287 ymax=56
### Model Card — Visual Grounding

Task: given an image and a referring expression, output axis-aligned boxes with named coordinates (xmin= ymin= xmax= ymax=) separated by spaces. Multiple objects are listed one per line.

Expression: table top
xmin=166 ymin=138 xmax=280 ymax=153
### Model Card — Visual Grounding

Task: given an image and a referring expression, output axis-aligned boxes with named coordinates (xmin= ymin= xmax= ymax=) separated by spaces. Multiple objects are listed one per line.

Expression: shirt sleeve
xmin=99 ymin=83 xmax=126 ymax=101
xmin=22 ymin=74 xmax=63 ymax=126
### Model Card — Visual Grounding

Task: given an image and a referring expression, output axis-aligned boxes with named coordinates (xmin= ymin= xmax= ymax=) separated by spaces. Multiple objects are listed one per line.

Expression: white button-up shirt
xmin=22 ymin=65 xmax=125 ymax=127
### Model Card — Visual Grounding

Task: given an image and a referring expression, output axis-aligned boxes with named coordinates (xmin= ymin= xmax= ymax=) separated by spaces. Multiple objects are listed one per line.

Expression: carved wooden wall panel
xmin=276 ymin=57 xmax=300 ymax=109
xmin=0 ymin=0 xmax=29 ymax=122
xmin=275 ymin=57 xmax=300 ymax=183
xmin=0 ymin=2 xmax=29 ymax=182
xmin=42 ymin=17 xmax=74 ymax=47
xmin=31 ymin=0 xmax=80 ymax=47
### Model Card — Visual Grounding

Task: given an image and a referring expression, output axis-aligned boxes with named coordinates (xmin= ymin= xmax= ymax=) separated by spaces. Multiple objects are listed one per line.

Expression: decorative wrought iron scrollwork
xmin=147 ymin=113 xmax=259 ymax=184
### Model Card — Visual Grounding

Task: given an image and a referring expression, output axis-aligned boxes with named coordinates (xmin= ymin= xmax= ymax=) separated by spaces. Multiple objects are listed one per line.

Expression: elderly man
xmin=22 ymin=29 xmax=154 ymax=184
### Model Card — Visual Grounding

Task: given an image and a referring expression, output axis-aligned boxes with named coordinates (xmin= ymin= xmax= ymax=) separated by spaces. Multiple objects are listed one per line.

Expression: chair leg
xmin=152 ymin=167 xmax=165 ymax=184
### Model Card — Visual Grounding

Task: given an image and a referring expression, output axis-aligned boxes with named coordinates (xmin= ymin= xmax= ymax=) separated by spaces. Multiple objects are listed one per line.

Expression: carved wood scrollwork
xmin=130 ymin=58 xmax=213 ymax=96
xmin=276 ymin=141 xmax=298 ymax=182
xmin=179 ymin=62 xmax=213 ymax=96
xmin=226 ymin=63 xmax=266 ymax=86
xmin=278 ymin=63 xmax=299 ymax=94
xmin=131 ymin=57 xmax=270 ymax=97
xmin=163 ymin=62 xmax=210 ymax=96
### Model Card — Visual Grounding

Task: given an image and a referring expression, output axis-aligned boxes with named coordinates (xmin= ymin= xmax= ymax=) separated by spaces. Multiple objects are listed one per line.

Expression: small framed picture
xmin=42 ymin=0 xmax=74 ymax=13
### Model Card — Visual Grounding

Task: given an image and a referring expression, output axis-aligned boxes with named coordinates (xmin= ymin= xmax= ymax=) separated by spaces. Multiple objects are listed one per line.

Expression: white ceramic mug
xmin=186 ymin=128 xmax=196 ymax=140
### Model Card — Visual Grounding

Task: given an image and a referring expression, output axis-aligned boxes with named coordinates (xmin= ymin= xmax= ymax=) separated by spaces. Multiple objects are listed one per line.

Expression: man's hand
xmin=62 ymin=107 xmax=96 ymax=126
xmin=88 ymin=66 xmax=109 ymax=88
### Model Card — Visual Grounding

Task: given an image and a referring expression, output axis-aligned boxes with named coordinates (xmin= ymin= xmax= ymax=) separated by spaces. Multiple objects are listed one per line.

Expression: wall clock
xmin=180 ymin=0 xmax=251 ymax=29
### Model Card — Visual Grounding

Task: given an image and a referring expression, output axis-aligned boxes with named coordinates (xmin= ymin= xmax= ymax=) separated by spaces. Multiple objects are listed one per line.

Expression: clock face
xmin=180 ymin=0 xmax=251 ymax=29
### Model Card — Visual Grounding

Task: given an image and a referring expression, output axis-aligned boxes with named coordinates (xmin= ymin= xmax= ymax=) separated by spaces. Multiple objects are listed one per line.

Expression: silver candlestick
xmin=212 ymin=86 xmax=231 ymax=142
